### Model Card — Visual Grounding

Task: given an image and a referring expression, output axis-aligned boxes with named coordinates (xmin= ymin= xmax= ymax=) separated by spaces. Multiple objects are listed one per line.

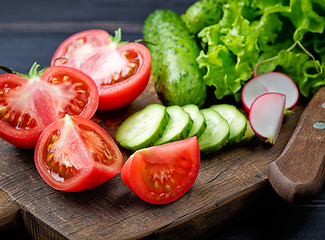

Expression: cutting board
xmin=0 ymin=78 xmax=306 ymax=239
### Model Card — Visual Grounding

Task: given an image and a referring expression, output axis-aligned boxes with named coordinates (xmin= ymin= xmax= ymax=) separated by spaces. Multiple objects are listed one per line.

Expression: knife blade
xmin=267 ymin=86 xmax=325 ymax=202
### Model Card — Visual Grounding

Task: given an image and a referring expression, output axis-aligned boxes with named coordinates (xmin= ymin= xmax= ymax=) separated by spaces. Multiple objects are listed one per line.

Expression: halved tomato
xmin=34 ymin=114 xmax=124 ymax=192
xmin=121 ymin=137 xmax=200 ymax=204
xmin=0 ymin=63 xmax=98 ymax=149
xmin=51 ymin=29 xmax=151 ymax=111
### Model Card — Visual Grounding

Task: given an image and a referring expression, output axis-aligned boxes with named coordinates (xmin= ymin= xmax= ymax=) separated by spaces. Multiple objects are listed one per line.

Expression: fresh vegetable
xmin=249 ymin=92 xmax=286 ymax=144
xmin=196 ymin=0 xmax=325 ymax=101
xmin=143 ymin=9 xmax=207 ymax=107
xmin=121 ymin=137 xmax=200 ymax=204
xmin=182 ymin=104 xmax=207 ymax=138
xmin=198 ymin=108 xmax=229 ymax=154
xmin=242 ymin=72 xmax=299 ymax=113
xmin=210 ymin=104 xmax=247 ymax=145
xmin=180 ymin=0 xmax=225 ymax=35
xmin=238 ymin=119 xmax=255 ymax=144
xmin=155 ymin=105 xmax=193 ymax=145
xmin=0 ymin=63 xmax=98 ymax=149
xmin=51 ymin=29 xmax=151 ymax=111
xmin=34 ymin=115 xmax=124 ymax=192
xmin=116 ymin=103 xmax=252 ymax=153
xmin=115 ymin=104 xmax=169 ymax=151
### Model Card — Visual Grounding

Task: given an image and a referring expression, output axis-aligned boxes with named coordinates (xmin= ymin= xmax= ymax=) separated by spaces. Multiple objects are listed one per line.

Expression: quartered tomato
xmin=34 ymin=115 xmax=124 ymax=192
xmin=0 ymin=63 xmax=98 ymax=149
xmin=51 ymin=29 xmax=151 ymax=111
xmin=121 ymin=137 xmax=200 ymax=204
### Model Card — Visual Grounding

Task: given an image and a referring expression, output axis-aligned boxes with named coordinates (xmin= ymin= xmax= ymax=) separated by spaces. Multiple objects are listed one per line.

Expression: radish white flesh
xmin=242 ymin=72 xmax=299 ymax=112
xmin=249 ymin=92 xmax=286 ymax=144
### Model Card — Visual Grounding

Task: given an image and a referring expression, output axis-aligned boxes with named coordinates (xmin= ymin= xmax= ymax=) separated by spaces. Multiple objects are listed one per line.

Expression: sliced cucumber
xmin=115 ymin=104 xmax=169 ymax=151
xmin=182 ymin=104 xmax=207 ymax=138
xmin=237 ymin=119 xmax=255 ymax=144
xmin=154 ymin=105 xmax=193 ymax=146
xmin=198 ymin=109 xmax=229 ymax=154
xmin=210 ymin=104 xmax=247 ymax=145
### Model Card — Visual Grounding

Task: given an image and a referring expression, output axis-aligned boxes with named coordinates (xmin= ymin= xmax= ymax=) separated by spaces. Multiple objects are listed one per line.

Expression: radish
xmin=242 ymin=72 xmax=299 ymax=112
xmin=249 ymin=92 xmax=286 ymax=144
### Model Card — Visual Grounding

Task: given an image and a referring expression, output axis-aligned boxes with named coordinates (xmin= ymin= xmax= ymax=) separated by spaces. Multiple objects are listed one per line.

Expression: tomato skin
xmin=0 ymin=64 xmax=99 ymax=149
xmin=121 ymin=137 xmax=200 ymax=204
xmin=51 ymin=29 xmax=151 ymax=111
xmin=34 ymin=115 xmax=124 ymax=192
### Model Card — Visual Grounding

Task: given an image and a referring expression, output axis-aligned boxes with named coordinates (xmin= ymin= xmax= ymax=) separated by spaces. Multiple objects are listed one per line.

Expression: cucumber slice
xmin=210 ymin=104 xmax=247 ymax=145
xmin=154 ymin=105 xmax=193 ymax=145
xmin=198 ymin=109 xmax=229 ymax=154
xmin=116 ymin=104 xmax=169 ymax=151
xmin=237 ymin=119 xmax=255 ymax=144
xmin=182 ymin=104 xmax=207 ymax=138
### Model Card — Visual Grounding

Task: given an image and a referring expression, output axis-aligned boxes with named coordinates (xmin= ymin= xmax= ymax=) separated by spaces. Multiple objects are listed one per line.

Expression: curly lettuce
xmin=196 ymin=0 xmax=325 ymax=99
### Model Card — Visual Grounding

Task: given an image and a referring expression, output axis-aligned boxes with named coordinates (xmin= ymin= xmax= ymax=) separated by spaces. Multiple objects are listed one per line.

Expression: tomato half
xmin=121 ymin=137 xmax=200 ymax=204
xmin=0 ymin=63 xmax=98 ymax=149
xmin=51 ymin=29 xmax=151 ymax=111
xmin=34 ymin=115 xmax=124 ymax=192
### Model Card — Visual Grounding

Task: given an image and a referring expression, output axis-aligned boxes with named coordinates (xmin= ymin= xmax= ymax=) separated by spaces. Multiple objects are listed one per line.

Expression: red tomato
xmin=34 ymin=115 xmax=124 ymax=192
xmin=0 ymin=63 xmax=98 ymax=149
xmin=121 ymin=137 xmax=200 ymax=204
xmin=51 ymin=29 xmax=151 ymax=111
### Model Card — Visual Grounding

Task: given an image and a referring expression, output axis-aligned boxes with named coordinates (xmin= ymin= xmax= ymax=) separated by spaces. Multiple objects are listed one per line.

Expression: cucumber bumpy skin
xmin=180 ymin=0 xmax=224 ymax=35
xmin=143 ymin=9 xmax=207 ymax=108
xmin=115 ymin=104 xmax=169 ymax=151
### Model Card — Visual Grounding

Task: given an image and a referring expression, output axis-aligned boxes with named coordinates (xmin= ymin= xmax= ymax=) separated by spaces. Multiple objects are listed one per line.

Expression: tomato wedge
xmin=121 ymin=137 xmax=200 ymax=204
xmin=0 ymin=63 xmax=98 ymax=149
xmin=51 ymin=29 xmax=151 ymax=111
xmin=34 ymin=115 xmax=124 ymax=192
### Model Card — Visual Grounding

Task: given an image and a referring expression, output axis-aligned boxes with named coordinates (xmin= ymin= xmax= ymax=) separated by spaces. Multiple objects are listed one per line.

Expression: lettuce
xmin=196 ymin=0 xmax=325 ymax=99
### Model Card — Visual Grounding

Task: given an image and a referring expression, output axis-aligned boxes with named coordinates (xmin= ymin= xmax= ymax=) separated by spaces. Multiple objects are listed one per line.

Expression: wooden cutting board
xmin=0 ymin=79 xmax=305 ymax=239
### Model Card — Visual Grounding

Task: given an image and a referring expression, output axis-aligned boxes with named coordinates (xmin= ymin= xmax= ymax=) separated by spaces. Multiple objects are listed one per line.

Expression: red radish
xmin=242 ymin=72 xmax=299 ymax=112
xmin=249 ymin=92 xmax=286 ymax=144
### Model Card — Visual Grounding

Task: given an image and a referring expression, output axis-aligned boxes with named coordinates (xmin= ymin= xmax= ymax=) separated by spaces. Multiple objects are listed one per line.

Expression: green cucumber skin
xmin=180 ymin=0 xmax=224 ymax=35
xmin=198 ymin=109 xmax=230 ymax=154
xmin=209 ymin=104 xmax=247 ymax=145
xmin=143 ymin=9 xmax=207 ymax=107
xmin=154 ymin=105 xmax=193 ymax=146
xmin=182 ymin=104 xmax=207 ymax=139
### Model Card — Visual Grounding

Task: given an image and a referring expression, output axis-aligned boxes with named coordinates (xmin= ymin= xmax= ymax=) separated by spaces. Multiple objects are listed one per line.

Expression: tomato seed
xmin=52 ymin=78 xmax=59 ymax=84
xmin=0 ymin=106 xmax=7 ymax=114
xmin=63 ymin=75 xmax=70 ymax=81
xmin=165 ymin=184 xmax=172 ymax=192
xmin=3 ymin=111 xmax=10 ymax=121
xmin=154 ymin=179 xmax=160 ymax=190
xmin=46 ymin=152 xmax=54 ymax=163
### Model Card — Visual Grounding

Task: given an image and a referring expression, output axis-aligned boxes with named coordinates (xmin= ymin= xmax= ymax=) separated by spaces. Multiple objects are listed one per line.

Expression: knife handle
xmin=267 ymin=87 xmax=325 ymax=202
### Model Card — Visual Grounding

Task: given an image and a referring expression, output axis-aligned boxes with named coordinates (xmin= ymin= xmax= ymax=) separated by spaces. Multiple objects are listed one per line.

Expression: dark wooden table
xmin=1 ymin=0 xmax=325 ymax=239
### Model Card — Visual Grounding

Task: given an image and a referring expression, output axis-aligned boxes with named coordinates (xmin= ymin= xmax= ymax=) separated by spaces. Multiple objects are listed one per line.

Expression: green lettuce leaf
xmin=197 ymin=0 xmax=325 ymax=100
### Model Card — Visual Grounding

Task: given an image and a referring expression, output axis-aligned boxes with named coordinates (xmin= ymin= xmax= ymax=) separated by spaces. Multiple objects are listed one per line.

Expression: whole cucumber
xmin=143 ymin=9 xmax=207 ymax=107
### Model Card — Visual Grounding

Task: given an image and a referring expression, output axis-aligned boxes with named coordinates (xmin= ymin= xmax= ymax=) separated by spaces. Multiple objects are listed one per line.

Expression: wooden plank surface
xmin=0 ymin=78 xmax=304 ymax=240
xmin=1 ymin=0 xmax=324 ymax=239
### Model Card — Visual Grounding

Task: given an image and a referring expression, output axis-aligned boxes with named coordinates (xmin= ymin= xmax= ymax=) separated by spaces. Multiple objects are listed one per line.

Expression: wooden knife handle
xmin=267 ymin=87 xmax=325 ymax=202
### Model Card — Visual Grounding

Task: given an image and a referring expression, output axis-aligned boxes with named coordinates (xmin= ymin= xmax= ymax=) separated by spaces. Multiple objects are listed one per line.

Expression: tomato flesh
xmin=51 ymin=29 xmax=151 ymax=111
xmin=0 ymin=64 xmax=99 ymax=149
xmin=35 ymin=115 xmax=124 ymax=192
xmin=121 ymin=137 xmax=200 ymax=204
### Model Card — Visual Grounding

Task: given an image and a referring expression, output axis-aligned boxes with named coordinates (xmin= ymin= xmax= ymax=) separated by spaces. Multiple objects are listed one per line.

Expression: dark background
xmin=1 ymin=0 xmax=325 ymax=239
